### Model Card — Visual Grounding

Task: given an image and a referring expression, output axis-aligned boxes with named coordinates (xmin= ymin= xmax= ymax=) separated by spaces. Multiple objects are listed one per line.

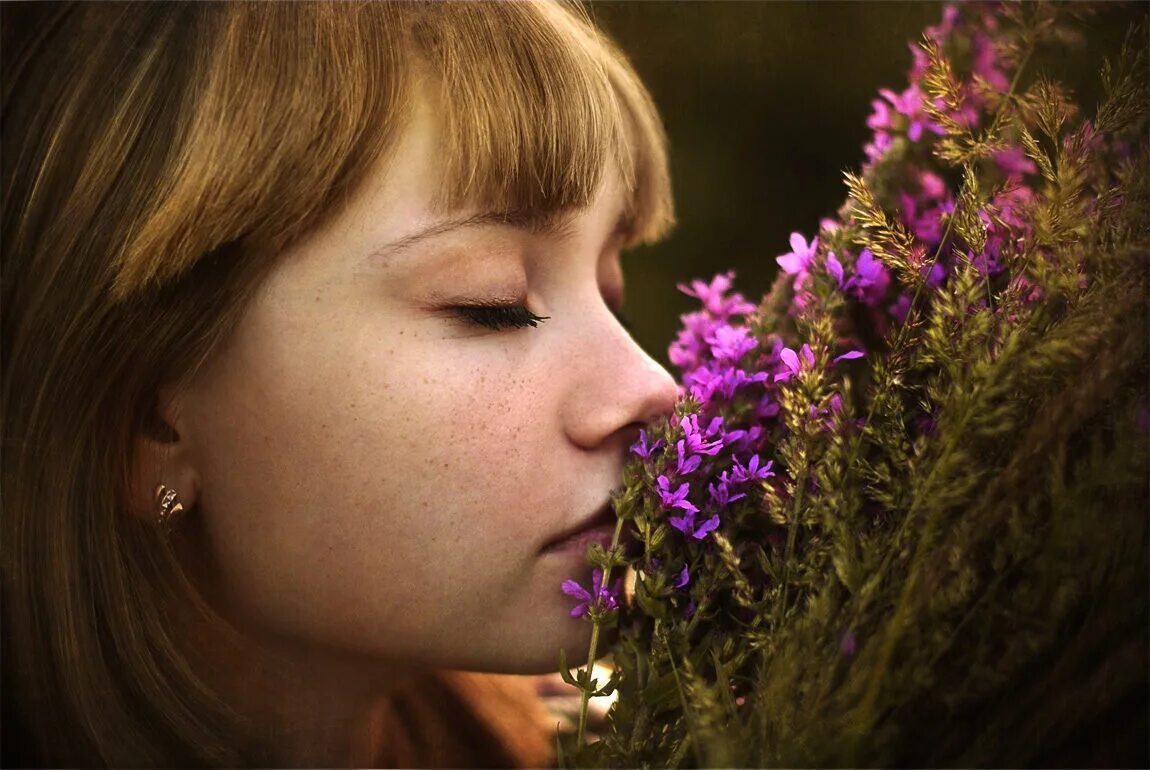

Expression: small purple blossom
xmin=668 ymin=508 xmax=720 ymax=540
xmin=864 ymin=130 xmax=894 ymax=164
xmin=777 ymin=232 xmax=819 ymax=276
xmin=993 ymin=145 xmax=1036 ymax=179
xmin=889 ymin=293 xmax=912 ymax=323
xmin=683 ymin=363 xmax=770 ymax=403
xmin=845 ymin=249 xmax=891 ymax=307
xmin=561 ymin=568 xmax=622 ymax=618
xmin=674 ymin=564 xmax=690 ymax=589
xmin=775 ymin=343 xmax=815 ymax=382
xmin=755 ymin=396 xmax=781 ymax=420
xmin=833 ymin=350 xmax=865 ymax=363
xmin=730 ymin=454 xmax=775 ymax=484
xmin=691 ymin=514 xmax=721 ymax=539
xmin=847 ymin=249 xmax=882 ymax=288
xmin=708 ymin=478 xmax=747 ymax=507
xmin=878 ymin=84 xmax=944 ymax=142
xmin=675 ymin=439 xmax=702 ymax=475
xmin=677 ymin=271 xmax=757 ymax=318
xmin=705 ymin=324 xmax=758 ymax=364
xmin=631 ymin=429 xmax=664 ymax=460
xmin=656 ymin=475 xmax=699 ymax=514
xmin=724 ymin=423 xmax=769 ymax=454
xmin=826 ymin=252 xmax=844 ymax=287
xmin=681 ymin=414 xmax=724 ymax=456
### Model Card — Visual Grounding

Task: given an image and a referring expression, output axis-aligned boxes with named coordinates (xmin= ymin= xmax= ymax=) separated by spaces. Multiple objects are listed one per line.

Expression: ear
xmin=126 ymin=389 xmax=200 ymax=523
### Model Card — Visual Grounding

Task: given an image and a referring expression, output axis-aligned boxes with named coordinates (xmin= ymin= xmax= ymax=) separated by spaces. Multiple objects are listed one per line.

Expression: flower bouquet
xmin=558 ymin=3 xmax=1148 ymax=767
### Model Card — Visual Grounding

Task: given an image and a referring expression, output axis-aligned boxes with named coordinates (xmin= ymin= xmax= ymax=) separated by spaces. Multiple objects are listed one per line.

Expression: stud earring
xmin=154 ymin=483 xmax=186 ymax=532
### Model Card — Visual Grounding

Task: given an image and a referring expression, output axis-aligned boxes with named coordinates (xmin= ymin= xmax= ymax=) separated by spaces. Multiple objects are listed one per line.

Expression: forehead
xmin=336 ymin=87 xmax=632 ymax=263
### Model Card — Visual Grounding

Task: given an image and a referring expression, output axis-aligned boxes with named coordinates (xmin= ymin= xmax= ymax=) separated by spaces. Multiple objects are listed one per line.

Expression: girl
xmin=1 ymin=2 xmax=679 ymax=766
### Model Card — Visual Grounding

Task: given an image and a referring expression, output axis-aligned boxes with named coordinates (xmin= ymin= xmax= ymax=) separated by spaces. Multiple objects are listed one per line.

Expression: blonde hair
xmin=0 ymin=1 xmax=672 ymax=765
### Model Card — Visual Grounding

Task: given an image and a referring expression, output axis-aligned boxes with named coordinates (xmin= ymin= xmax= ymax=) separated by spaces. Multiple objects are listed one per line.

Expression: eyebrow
xmin=370 ymin=208 xmax=635 ymax=263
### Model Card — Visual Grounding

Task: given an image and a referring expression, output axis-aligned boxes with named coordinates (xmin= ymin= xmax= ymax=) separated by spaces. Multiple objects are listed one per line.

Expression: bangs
xmin=407 ymin=1 xmax=674 ymax=247
xmin=106 ymin=1 xmax=672 ymax=301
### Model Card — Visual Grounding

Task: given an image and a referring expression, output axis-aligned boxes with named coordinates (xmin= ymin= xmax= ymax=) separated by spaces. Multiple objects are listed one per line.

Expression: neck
xmin=173 ymin=522 xmax=427 ymax=766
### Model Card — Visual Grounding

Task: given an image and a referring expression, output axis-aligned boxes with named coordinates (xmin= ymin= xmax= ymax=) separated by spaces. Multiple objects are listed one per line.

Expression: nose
xmin=561 ymin=304 xmax=680 ymax=452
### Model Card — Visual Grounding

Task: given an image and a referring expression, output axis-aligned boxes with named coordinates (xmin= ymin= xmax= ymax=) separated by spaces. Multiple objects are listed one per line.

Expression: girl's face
xmin=170 ymin=93 xmax=679 ymax=676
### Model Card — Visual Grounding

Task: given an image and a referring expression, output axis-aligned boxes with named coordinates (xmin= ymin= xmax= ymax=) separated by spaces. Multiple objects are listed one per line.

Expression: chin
xmin=464 ymin=619 xmax=619 ymax=676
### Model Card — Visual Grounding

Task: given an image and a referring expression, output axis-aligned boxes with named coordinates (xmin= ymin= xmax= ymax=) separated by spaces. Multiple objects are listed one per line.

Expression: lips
xmin=540 ymin=501 xmax=616 ymax=553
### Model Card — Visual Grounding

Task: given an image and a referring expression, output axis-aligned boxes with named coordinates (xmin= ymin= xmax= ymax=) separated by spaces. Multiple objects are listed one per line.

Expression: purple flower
xmin=845 ymin=249 xmax=891 ymax=307
xmin=846 ymin=249 xmax=882 ymax=289
xmin=709 ymin=367 xmax=770 ymax=401
xmin=656 ymin=475 xmax=699 ymax=514
xmin=668 ymin=506 xmax=721 ymax=540
xmin=922 ymin=260 xmax=947 ymax=288
xmin=691 ymin=514 xmax=721 ymax=539
xmin=971 ymin=30 xmax=1010 ymax=93
xmin=878 ymin=84 xmax=944 ymax=142
xmin=561 ymin=568 xmax=622 ymax=618
xmin=900 ymin=191 xmax=955 ymax=246
xmin=833 ymin=350 xmax=865 ymax=364
xmin=677 ymin=271 xmax=757 ymax=318
xmin=919 ymin=170 xmax=948 ymax=199
xmin=631 ymin=429 xmax=664 ymax=460
xmin=708 ymin=479 xmax=747 ymax=507
xmin=675 ymin=439 xmax=702 ymax=475
xmin=756 ymin=397 xmax=781 ymax=420
xmin=681 ymin=414 xmax=724 ymax=456
xmin=826 ymin=252 xmax=844 ymax=287
xmin=889 ymin=293 xmax=912 ymax=323
xmin=684 ymin=363 xmax=763 ymax=403
xmin=669 ymin=311 xmax=718 ymax=371
xmin=776 ymin=232 xmax=819 ymax=276
xmin=774 ymin=343 xmax=815 ymax=382
xmin=705 ymin=324 xmax=758 ymax=364
xmin=668 ymin=510 xmax=695 ymax=535
xmin=730 ymin=454 xmax=775 ymax=484
xmin=674 ymin=564 xmax=690 ymax=589
xmin=864 ymin=130 xmax=894 ymax=164
xmin=866 ymin=96 xmax=894 ymax=133
xmin=723 ymin=423 xmax=766 ymax=451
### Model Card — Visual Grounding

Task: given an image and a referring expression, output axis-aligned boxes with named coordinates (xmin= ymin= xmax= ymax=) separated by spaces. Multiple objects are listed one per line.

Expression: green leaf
xmin=558 ymin=648 xmax=579 ymax=688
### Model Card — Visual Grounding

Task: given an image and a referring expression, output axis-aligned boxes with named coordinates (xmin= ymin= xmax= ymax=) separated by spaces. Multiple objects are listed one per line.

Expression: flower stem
xmin=575 ymin=514 xmax=626 ymax=746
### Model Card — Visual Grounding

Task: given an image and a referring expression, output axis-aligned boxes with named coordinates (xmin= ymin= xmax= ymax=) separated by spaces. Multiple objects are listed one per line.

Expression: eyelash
xmin=452 ymin=303 xmax=550 ymax=331
xmin=450 ymin=302 xmax=633 ymax=332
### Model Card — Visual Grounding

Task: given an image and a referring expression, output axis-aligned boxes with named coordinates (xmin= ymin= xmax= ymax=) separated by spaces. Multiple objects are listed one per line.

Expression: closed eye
xmin=447 ymin=300 xmax=632 ymax=332
xmin=450 ymin=302 xmax=550 ymax=331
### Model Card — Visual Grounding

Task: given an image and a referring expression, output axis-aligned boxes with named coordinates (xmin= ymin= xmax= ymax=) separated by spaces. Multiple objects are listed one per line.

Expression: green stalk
xmin=575 ymin=515 xmax=626 ymax=746
xmin=852 ymin=41 xmax=1035 ymax=723
xmin=842 ymin=45 xmax=1035 ymax=611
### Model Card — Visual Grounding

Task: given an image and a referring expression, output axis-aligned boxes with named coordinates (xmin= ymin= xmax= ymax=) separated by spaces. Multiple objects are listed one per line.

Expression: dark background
xmin=590 ymin=1 xmax=941 ymax=368
xmin=588 ymin=1 xmax=1140 ymax=370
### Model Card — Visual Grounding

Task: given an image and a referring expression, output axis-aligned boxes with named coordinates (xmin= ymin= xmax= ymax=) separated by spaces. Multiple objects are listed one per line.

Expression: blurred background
xmin=590 ymin=1 xmax=940 ymax=368
xmin=588 ymin=1 xmax=1140 ymax=371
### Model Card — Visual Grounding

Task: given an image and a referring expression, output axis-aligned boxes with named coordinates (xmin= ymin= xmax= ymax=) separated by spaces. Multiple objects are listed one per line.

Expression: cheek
xmin=186 ymin=310 xmax=560 ymax=657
